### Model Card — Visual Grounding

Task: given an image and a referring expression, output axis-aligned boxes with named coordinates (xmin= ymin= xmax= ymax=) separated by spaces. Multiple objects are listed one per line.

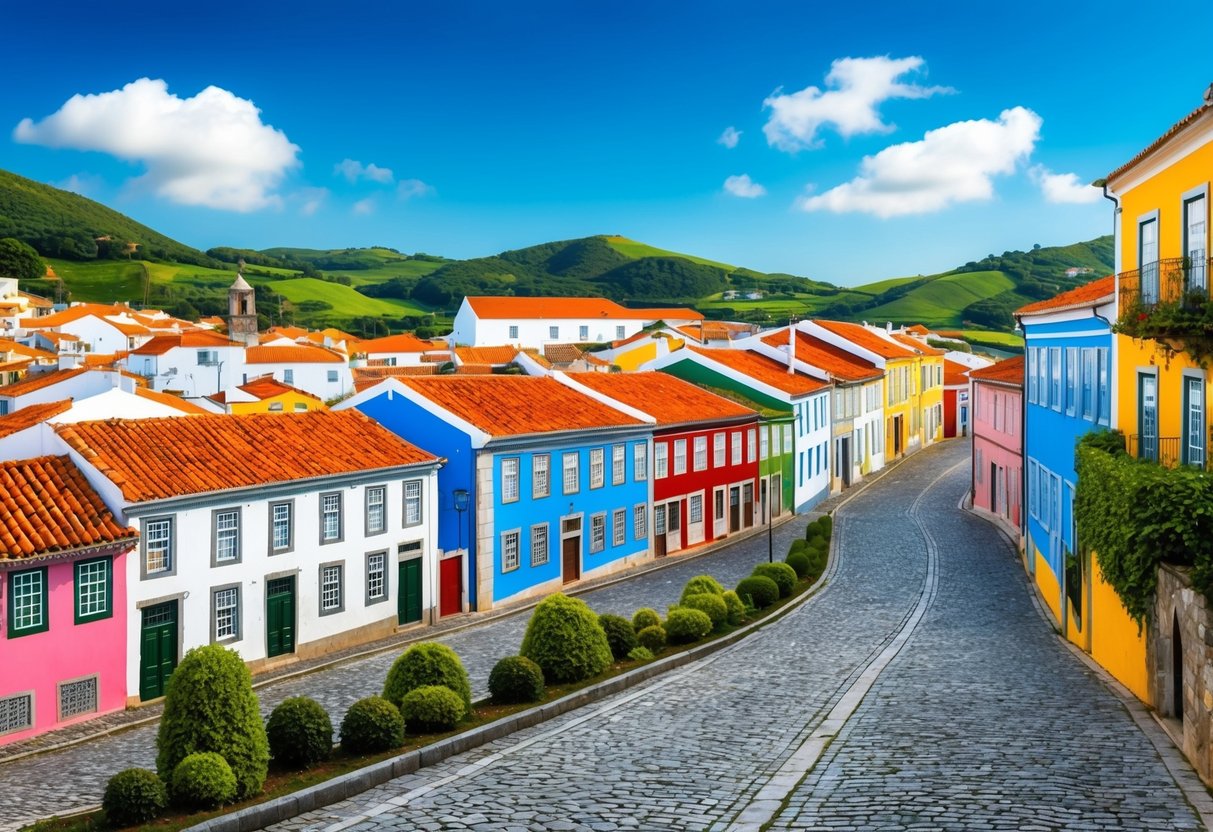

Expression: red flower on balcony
xmin=1138 ymin=312 xmax=1148 ymax=321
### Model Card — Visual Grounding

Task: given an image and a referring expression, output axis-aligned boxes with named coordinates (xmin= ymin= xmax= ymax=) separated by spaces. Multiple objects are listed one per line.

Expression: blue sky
xmin=2 ymin=0 xmax=1210 ymax=284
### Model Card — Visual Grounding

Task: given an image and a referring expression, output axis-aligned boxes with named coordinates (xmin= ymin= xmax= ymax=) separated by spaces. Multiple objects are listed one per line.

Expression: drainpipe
xmin=1013 ymin=312 xmax=1031 ymax=575
xmin=1099 ymin=179 xmax=1121 ymax=433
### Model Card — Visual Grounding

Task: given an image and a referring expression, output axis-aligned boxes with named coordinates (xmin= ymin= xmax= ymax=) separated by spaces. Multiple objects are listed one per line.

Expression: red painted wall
xmin=943 ymin=388 xmax=957 ymax=438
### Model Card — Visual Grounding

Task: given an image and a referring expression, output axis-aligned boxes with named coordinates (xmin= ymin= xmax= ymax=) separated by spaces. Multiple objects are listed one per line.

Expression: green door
xmin=139 ymin=601 xmax=178 ymax=701
xmin=266 ymin=577 xmax=295 ymax=657
xmin=398 ymin=559 xmax=422 ymax=625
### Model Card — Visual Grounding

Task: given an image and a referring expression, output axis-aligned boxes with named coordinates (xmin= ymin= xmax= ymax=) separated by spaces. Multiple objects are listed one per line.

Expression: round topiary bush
xmin=753 ymin=562 xmax=797 ymax=598
xmin=786 ymin=550 xmax=811 ymax=579
xmin=599 ymin=613 xmax=639 ymax=661
xmin=788 ymin=538 xmax=808 ymax=555
xmin=721 ymin=590 xmax=745 ymax=625
xmin=383 ymin=642 xmax=472 ymax=713
xmin=400 ymin=685 xmax=465 ymax=733
xmin=520 ymin=593 xmax=613 ymax=683
xmin=679 ymin=575 xmax=725 ymax=603
xmin=665 ymin=608 xmax=713 ymax=644
xmin=636 ymin=624 xmax=667 ymax=653
xmin=489 ymin=655 xmax=545 ymax=704
xmin=681 ymin=593 xmax=727 ymax=630
xmin=170 ymin=752 xmax=237 ymax=810
xmin=155 ymin=643 xmax=269 ymax=801
xmin=736 ymin=575 xmax=779 ymax=609
xmin=340 ymin=696 xmax=405 ymax=754
xmin=632 ymin=607 xmax=662 ymax=632
xmin=103 ymin=768 xmax=167 ymax=827
xmin=266 ymin=696 xmax=332 ymax=770
xmin=818 ymin=514 xmax=833 ymax=535
xmin=627 ymin=645 xmax=654 ymax=661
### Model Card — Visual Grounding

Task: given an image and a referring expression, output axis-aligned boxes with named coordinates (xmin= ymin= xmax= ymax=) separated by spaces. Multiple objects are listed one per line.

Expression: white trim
xmin=1107 ymin=108 xmax=1213 ymax=195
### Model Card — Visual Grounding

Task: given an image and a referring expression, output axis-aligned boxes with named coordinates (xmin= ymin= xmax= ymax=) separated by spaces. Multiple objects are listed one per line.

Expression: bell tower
xmin=227 ymin=260 xmax=259 ymax=346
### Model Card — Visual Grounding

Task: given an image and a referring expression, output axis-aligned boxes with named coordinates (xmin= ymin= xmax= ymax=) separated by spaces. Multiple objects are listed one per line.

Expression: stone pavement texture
xmin=259 ymin=440 xmax=1205 ymax=832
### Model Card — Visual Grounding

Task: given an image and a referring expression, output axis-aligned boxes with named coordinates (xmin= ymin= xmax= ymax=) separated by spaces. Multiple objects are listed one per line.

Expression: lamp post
xmin=766 ymin=480 xmax=773 ymax=563
xmin=453 ymin=488 xmax=470 ymax=553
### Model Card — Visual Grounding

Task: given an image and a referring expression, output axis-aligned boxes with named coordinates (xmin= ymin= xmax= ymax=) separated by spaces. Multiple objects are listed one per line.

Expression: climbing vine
xmin=1115 ymin=297 xmax=1213 ymax=368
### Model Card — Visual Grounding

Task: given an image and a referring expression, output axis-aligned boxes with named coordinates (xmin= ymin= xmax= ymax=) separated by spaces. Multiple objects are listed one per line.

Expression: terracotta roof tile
xmin=0 ymin=455 xmax=138 ymax=561
xmin=571 ymin=372 xmax=756 ymax=426
xmin=812 ymin=320 xmax=919 ymax=360
xmin=1016 ymin=276 xmax=1115 ymax=316
xmin=943 ymin=359 xmax=972 ymax=386
xmin=0 ymin=400 xmax=73 ymax=438
xmin=394 ymin=376 xmax=644 ymax=437
xmin=19 ymin=291 xmax=53 ymax=309
xmin=245 ymin=344 xmax=345 ymax=364
xmin=209 ymin=376 xmax=323 ymax=405
xmin=891 ymin=333 xmax=946 ymax=355
xmin=969 ymin=355 xmax=1024 ymax=386
xmin=84 ymin=352 xmax=129 ymax=368
xmin=357 ymin=333 xmax=436 ymax=353
xmin=543 ymin=343 xmax=586 ymax=364
xmin=686 ymin=347 xmax=828 ymax=396
xmin=466 ymin=296 xmax=703 ymax=322
xmin=760 ymin=330 xmax=882 ymax=382
xmin=0 ymin=338 xmax=58 ymax=360
xmin=56 ymin=410 xmax=438 ymax=502
xmin=0 ymin=367 xmax=88 ymax=397
xmin=906 ymin=324 xmax=930 ymax=335
xmin=455 ymin=346 xmax=520 ymax=365
xmin=134 ymin=388 xmax=212 ymax=415
xmin=130 ymin=331 xmax=241 ymax=355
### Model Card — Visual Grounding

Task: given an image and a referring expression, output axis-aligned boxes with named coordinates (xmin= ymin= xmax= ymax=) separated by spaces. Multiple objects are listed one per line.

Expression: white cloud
xmin=14 ymin=78 xmax=299 ymax=212
xmin=797 ymin=107 xmax=1042 ymax=218
xmin=1031 ymin=165 xmax=1102 ymax=204
xmin=53 ymin=173 xmax=103 ymax=197
xmin=296 ymin=187 xmax=328 ymax=217
xmin=397 ymin=178 xmax=435 ymax=200
xmin=335 ymin=158 xmax=394 ymax=184
xmin=763 ymin=56 xmax=952 ymax=152
xmin=723 ymin=174 xmax=766 ymax=198
xmin=718 ymin=126 xmax=741 ymax=149
xmin=352 ymin=197 xmax=376 ymax=216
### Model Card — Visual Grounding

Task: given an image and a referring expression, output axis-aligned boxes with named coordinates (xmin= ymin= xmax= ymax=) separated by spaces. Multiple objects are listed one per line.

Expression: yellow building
xmin=207 ymin=375 xmax=325 ymax=414
xmin=891 ymin=333 xmax=946 ymax=448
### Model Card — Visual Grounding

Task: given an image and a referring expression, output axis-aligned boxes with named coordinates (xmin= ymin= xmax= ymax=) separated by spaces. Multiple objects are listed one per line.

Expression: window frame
xmin=0 ymin=691 xmax=35 ymax=735
xmin=590 ymin=512 xmax=606 ymax=554
xmin=633 ymin=442 xmax=648 ymax=481
xmin=612 ymin=509 xmax=626 ymax=547
xmin=633 ymin=503 xmax=647 ymax=540
xmin=532 ymin=453 xmax=551 ymax=498
xmin=654 ymin=442 xmax=668 ymax=479
xmin=530 ymin=523 xmax=550 ymax=567
xmin=501 ymin=529 xmax=521 ymax=572
xmin=672 ymin=439 xmax=687 ymax=476
xmin=692 ymin=436 xmax=707 ymax=472
xmin=269 ymin=500 xmax=294 ymax=555
xmin=612 ymin=444 xmax=626 ymax=485
xmin=501 ymin=457 xmax=520 ymax=504
xmin=74 ymin=557 xmax=112 ymax=625
xmin=365 ymin=485 xmax=387 ymax=536
xmin=562 ymin=452 xmax=580 ymax=494
xmin=403 ymin=479 xmax=423 ymax=527
xmin=210 ymin=582 xmax=241 ymax=644
xmin=365 ymin=550 xmax=389 ymax=605
xmin=320 ymin=491 xmax=343 ymax=544
xmin=319 ymin=561 xmax=344 ymax=616
xmin=714 ymin=432 xmax=726 ymax=467
xmin=7 ymin=567 xmax=48 ymax=638
xmin=142 ymin=515 xmax=176 ymax=578
xmin=590 ymin=447 xmax=605 ymax=489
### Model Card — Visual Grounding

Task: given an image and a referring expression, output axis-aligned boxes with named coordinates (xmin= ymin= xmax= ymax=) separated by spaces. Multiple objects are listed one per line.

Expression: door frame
xmin=1138 ymin=370 xmax=1159 ymax=461
xmin=436 ymin=548 xmax=465 ymax=619
xmin=712 ymin=486 xmax=727 ymax=538
xmin=138 ymin=596 xmax=181 ymax=701
xmin=264 ymin=571 xmax=298 ymax=658
xmin=397 ymin=555 xmax=424 ymax=626
xmin=560 ymin=512 xmax=584 ymax=581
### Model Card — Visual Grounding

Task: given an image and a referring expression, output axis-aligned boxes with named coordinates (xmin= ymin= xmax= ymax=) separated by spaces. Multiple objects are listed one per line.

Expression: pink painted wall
xmin=0 ymin=551 xmax=129 ymax=746
xmin=971 ymin=380 xmax=1022 ymax=527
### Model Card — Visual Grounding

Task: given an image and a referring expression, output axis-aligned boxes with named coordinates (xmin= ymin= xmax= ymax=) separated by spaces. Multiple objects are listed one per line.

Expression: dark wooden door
xmin=139 ymin=601 xmax=177 ymax=701
xmin=562 ymin=535 xmax=581 ymax=583
xmin=893 ymin=416 xmax=903 ymax=456
xmin=729 ymin=487 xmax=740 ymax=532
xmin=398 ymin=559 xmax=422 ymax=625
xmin=266 ymin=577 xmax=295 ymax=658
xmin=654 ymin=505 xmax=667 ymax=557
xmin=742 ymin=483 xmax=754 ymax=529
xmin=439 ymin=557 xmax=462 ymax=617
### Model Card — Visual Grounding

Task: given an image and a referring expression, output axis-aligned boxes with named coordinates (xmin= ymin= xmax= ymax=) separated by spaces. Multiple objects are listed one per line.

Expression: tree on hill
xmin=0 ymin=237 xmax=44 ymax=280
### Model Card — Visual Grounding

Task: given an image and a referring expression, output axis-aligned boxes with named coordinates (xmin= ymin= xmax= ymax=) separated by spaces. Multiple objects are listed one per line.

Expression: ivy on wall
xmin=1115 ymin=298 xmax=1213 ymax=368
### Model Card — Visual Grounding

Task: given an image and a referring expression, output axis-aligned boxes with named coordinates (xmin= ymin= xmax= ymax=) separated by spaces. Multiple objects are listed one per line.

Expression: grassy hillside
xmin=862 ymin=271 xmax=1016 ymax=327
xmin=603 ymin=235 xmax=737 ymax=271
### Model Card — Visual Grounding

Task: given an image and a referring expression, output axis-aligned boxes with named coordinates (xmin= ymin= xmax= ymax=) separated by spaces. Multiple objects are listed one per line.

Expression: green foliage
xmin=817 ymin=515 xmax=833 ymax=536
xmin=0 ymin=237 xmax=43 ymax=280
xmin=627 ymin=646 xmax=654 ymax=662
xmin=786 ymin=550 xmax=812 ymax=579
xmin=636 ymin=624 xmax=667 ymax=653
xmin=680 ymin=593 xmax=728 ymax=630
xmin=170 ymin=752 xmax=237 ymax=810
xmin=632 ymin=608 xmax=662 ymax=632
xmin=736 ymin=576 xmax=779 ymax=609
xmin=399 ymin=685 xmax=466 ymax=733
xmin=598 ymin=613 xmax=639 ymax=661
xmin=340 ymin=696 xmax=405 ymax=754
xmin=807 ymin=547 xmax=827 ymax=577
xmin=721 ymin=590 xmax=745 ymax=625
xmin=155 ymin=644 xmax=269 ymax=801
xmin=788 ymin=538 xmax=808 ymax=555
xmin=679 ymin=575 xmax=725 ymax=602
xmin=265 ymin=697 xmax=332 ymax=770
xmin=520 ymin=593 xmax=613 ymax=683
xmin=664 ymin=608 xmax=713 ymax=644
xmin=752 ymin=562 xmax=798 ymax=598
xmin=102 ymin=768 xmax=167 ymax=827
xmin=488 ymin=656 xmax=545 ymax=704
xmin=383 ymin=642 xmax=472 ymax=712
xmin=1116 ymin=298 xmax=1213 ymax=366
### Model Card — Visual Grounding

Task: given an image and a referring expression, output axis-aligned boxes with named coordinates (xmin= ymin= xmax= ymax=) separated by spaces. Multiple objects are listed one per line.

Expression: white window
xmin=654 ymin=442 xmax=668 ymax=479
xmin=747 ymin=428 xmax=757 ymax=463
xmin=760 ymin=427 xmax=768 ymax=460
xmin=213 ymin=586 xmax=239 ymax=641
xmin=214 ymin=509 xmax=240 ymax=563
xmin=634 ymin=442 xmax=648 ymax=481
xmin=612 ymin=509 xmax=626 ymax=547
xmin=549 ymin=325 xmax=559 ymax=339
xmin=366 ymin=486 xmax=386 ymax=534
xmin=612 ymin=444 xmax=625 ymax=485
xmin=590 ymin=513 xmax=606 ymax=553
xmin=533 ymin=454 xmax=550 ymax=498
xmin=1050 ymin=347 xmax=1062 ymax=412
xmin=563 ymin=452 xmax=579 ymax=494
xmin=502 ymin=457 xmax=520 ymax=503
xmin=327 ymin=370 xmax=339 ymax=383
xmin=616 ymin=325 xmax=625 ymax=339
xmin=689 ymin=493 xmax=703 ymax=523
xmin=284 ymin=369 xmax=294 ymax=385
xmin=714 ymin=432 xmax=726 ymax=467
xmin=271 ymin=502 xmax=292 ymax=552
xmin=1065 ymin=347 xmax=1079 ymax=416
xmin=404 ymin=480 xmax=423 ymax=526
xmin=634 ymin=504 xmax=647 ymax=539
xmin=509 ymin=325 xmax=519 ymax=339
xmin=531 ymin=524 xmax=549 ymax=567
xmin=502 ymin=530 xmax=521 ymax=571
xmin=673 ymin=439 xmax=687 ymax=475
xmin=783 ymin=424 xmax=792 ymax=454
xmin=197 ymin=349 xmax=218 ymax=366
xmin=590 ymin=448 xmax=605 ymax=488
xmin=321 ymin=493 xmax=342 ymax=542
xmin=366 ymin=551 xmax=387 ymax=601
xmin=693 ymin=436 xmax=707 ymax=471
xmin=145 ymin=518 xmax=173 ymax=574
xmin=9 ymin=569 xmax=45 ymax=633
xmin=579 ymin=325 xmax=589 ymax=340
xmin=75 ymin=559 xmax=109 ymax=620
xmin=731 ymin=432 xmax=742 ymax=465
xmin=320 ymin=564 xmax=343 ymax=613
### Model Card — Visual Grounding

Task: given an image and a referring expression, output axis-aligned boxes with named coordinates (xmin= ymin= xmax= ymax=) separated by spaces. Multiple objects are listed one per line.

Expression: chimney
xmin=885 ymin=322 xmax=893 ymax=333
xmin=787 ymin=324 xmax=795 ymax=375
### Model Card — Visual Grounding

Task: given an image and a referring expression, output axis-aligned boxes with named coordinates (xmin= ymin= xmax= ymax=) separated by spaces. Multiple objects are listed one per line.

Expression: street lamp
xmin=766 ymin=480 xmax=773 ymax=563
xmin=453 ymin=488 xmax=470 ymax=552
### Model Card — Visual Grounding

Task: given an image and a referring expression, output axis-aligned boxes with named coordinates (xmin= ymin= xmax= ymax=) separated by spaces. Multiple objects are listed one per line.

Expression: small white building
xmin=0 ymin=367 xmax=137 ymax=414
xmin=450 ymin=296 xmax=703 ymax=349
xmin=355 ymin=333 xmax=442 ymax=367
xmin=244 ymin=344 xmax=352 ymax=401
xmin=124 ymin=331 xmax=247 ymax=398
xmin=19 ymin=303 xmax=154 ymax=354
xmin=52 ymin=410 xmax=443 ymax=701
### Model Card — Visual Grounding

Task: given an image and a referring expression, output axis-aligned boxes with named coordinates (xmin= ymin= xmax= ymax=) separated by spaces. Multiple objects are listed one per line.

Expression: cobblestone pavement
xmin=261 ymin=441 xmax=1204 ymax=832
xmin=3 ymin=481 xmax=816 ymax=830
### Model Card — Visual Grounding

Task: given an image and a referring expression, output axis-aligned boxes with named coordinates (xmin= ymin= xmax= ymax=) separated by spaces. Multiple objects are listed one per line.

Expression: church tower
xmin=227 ymin=261 xmax=259 ymax=346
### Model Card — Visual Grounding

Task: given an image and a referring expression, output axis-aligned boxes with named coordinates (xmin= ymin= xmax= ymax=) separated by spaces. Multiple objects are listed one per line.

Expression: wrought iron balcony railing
xmin=1117 ymin=256 xmax=1212 ymax=315
xmin=1124 ymin=434 xmax=1210 ymax=470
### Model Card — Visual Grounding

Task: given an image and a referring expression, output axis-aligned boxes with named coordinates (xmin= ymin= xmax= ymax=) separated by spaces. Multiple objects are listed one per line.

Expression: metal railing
xmin=1124 ymin=434 xmax=1210 ymax=470
xmin=1118 ymin=256 xmax=1212 ymax=313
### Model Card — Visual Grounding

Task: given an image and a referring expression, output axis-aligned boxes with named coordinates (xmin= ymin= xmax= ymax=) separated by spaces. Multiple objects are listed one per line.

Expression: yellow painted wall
xmin=614 ymin=341 xmax=658 ymax=372
xmin=884 ymin=358 xmax=914 ymax=456
xmin=1115 ymin=138 xmax=1213 ymax=270
xmin=1034 ymin=546 xmax=1063 ymax=623
xmin=1089 ymin=555 xmax=1152 ymax=704
xmin=230 ymin=390 xmax=324 ymax=415
xmin=1116 ymin=333 xmax=1210 ymax=445
xmin=920 ymin=356 xmax=944 ymax=443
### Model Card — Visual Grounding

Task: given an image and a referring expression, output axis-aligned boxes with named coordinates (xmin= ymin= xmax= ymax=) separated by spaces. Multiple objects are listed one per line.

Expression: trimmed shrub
xmin=155 ymin=643 xmax=269 ymax=800
xmin=665 ymin=608 xmax=713 ymax=644
xmin=340 ymin=696 xmax=405 ymax=754
xmin=636 ymin=624 xmax=667 ymax=653
xmin=722 ymin=590 xmax=745 ymax=625
xmin=632 ymin=607 xmax=662 ymax=632
xmin=400 ymin=685 xmax=465 ymax=733
xmin=383 ymin=642 xmax=472 ymax=712
xmin=788 ymin=538 xmax=808 ymax=555
xmin=627 ymin=645 xmax=654 ymax=661
xmin=266 ymin=697 xmax=332 ymax=770
xmin=520 ymin=593 xmax=612 ymax=683
xmin=753 ymin=562 xmax=797 ymax=598
xmin=818 ymin=514 xmax=833 ymax=535
xmin=736 ymin=575 xmax=779 ymax=609
xmin=599 ymin=613 xmax=639 ymax=661
xmin=103 ymin=768 xmax=167 ymax=827
xmin=681 ymin=593 xmax=727 ymax=630
xmin=170 ymin=752 xmax=237 ymax=810
xmin=679 ymin=575 xmax=725 ymax=602
xmin=488 ymin=656 xmax=545 ymax=704
xmin=786 ymin=550 xmax=811 ymax=579
xmin=806 ymin=530 xmax=826 ymax=548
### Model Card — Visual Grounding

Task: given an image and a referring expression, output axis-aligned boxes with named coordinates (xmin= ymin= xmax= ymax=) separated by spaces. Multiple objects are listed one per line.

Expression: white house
xmin=0 ymin=367 xmax=137 ymax=414
xmin=450 ymin=296 xmax=703 ymax=349
xmin=244 ymin=344 xmax=352 ymax=401
xmin=52 ymin=410 xmax=443 ymax=701
xmin=355 ymin=332 xmax=442 ymax=367
xmin=124 ymin=331 xmax=247 ymax=398
xmin=19 ymin=303 xmax=155 ymax=354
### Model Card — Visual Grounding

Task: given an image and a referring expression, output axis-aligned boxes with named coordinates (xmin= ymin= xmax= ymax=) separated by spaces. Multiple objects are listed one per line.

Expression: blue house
xmin=1015 ymin=276 xmax=1115 ymax=630
xmin=337 ymin=375 xmax=653 ymax=611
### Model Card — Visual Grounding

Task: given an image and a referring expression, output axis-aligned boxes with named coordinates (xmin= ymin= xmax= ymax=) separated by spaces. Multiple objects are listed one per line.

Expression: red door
xmin=439 ymin=557 xmax=462 ymax=617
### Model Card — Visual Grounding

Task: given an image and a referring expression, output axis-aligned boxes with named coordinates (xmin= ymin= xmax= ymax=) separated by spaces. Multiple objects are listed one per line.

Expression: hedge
xmin=599 ymin=613 xmax=639 ymax=661
xmin=103 ymin=768 xmax=167 ymax=827
xmin=680 ymin=593 xmax=727 ymax=630
xmin=680 ymin=575 xmax=725 ymax=602
xmin=266 ymin=697 xmax=332 ymax=769
xmin=488 ymin=656 xmax=545 ymax=704
xmin=383 ymin=642 xmax=472 ymax=713
xmin=665 ymin=608 xmax=713 ymax=644
xmin=170 ymin=752 xmax=237 ymax=810
xmin=340 ymin=696 xmax=405 ymax=754
xmin=521 ymin=593 xmax=613 ymax=683
xmin=752 ymin=562 xmax=797 ymax=598
xmin=736 ymin=575 xmax=779 ymax=609
xmin=400 ymin=685 xmax=465 ymax=733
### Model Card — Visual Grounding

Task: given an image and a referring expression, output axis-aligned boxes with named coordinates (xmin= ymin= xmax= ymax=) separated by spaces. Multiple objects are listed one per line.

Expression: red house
xmin=562 ymin=372 xmax=760 ymax=555
xmin=943 ymin=359 xmax=972 ymax=438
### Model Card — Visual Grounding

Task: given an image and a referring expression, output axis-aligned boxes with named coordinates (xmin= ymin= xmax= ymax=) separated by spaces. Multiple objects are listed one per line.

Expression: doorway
xmin=397 ymin=559 xmax=422 ymax=625
xmin=1173 ymin=613 xmax=1185 ymax=723
xmin=742 ymin=482 xmax=754 ymax=529
xmin=840 ymin=437 xmax=852 ymax=488
xmin=729 ymin=486 xmax=741 ymax=532
xmin=666 ymin=500 xmax=682 ymax=552
xmin=439 ymin=556 xmax=462 ymax=617
xmin=654 ymin=505 xmax=667 ymax=557
xmin=561 ymin=515 xmax=582 ymax=582
xmin=771 ymin=474 xmax=782 ymax=518
xmin=139 ymin=600 xmax=178 ymax=701
xmin=892 ymin=416 xmax=903 ymax=457
xmin=265 ymin=577 xmax=296 ymax=658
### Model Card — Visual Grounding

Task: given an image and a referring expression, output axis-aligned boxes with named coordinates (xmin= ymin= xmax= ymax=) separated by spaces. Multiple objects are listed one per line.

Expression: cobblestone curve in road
xmin=266 ymin=440 xmax=1203 ymax=832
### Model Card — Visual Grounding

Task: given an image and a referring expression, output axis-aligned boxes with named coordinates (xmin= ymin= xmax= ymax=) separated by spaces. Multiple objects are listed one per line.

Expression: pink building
xmin=970 ymin=356 xmax=1024 ymax=532
xmin=0 ymin=455 xmax=137 ymax=745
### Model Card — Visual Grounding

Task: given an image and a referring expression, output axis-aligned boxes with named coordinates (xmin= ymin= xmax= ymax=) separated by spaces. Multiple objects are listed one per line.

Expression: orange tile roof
xmin=245 ymin=344 xmax=345 ymax=364
xmin=943 ymin=359 xmax=972 ymax=386
xmin=357 ymin=333 xmax=436 ymax=353
xmin=265 ymin=325 xmax=308 ymax=339
xmin=305 ymin=327 xmax=359 ymax=345
xmin=0 ymin=367 xmax=88 ymax=397
xmin=571 ymin=371 xmax=756 ymax=426
xmin=891 ymin=333 xmax=945 ymax=355
xmin=29 ymin=331 xmax=79 ymax=346
xmin=455 ymin=364 xmax=496 ymax=375
xmin=56 ymin=410 xmax=438 ymax=502
xmin=611 ymin=329 xmax=655 ymax=348
xmin=393 ymin=376 xmax=644 ymax=437
xmin=812 ymin=320 xmax=919 ymax=360
xmin=455 ymin=346 xmax=521 ymax=365
xmin=1108 ymin=102 xmax=1211 ymax=183
xmin=353 ymin=365 xmax=438 ymax=392
xmin=19 ymin=291 xmax=53 ymax=309
xmin=543 ymin=343 xmax=586 ymax=364
xmin=0 ymin=357 xmax=33 ymax=372
xmin=906 ymin=324 xmax=930 ymax=336
xmin=1016 ymin=275 xmax=1115 ymax=316
xmin=0 ymin=455 xmax=138 ymax=561
xmin=686 ymin=347 xmax=828 ymax=396
xmin=84 ymin=352 xmax=129 ymax=367
xmin=466 ymin=296 xmax=702 ymax=321
xmin=130 ymin=330 xmax=241 ymax=355
xmin=209 ymin=376 xmax=323 ymax=405
xmin=19 ymin=303 xmax=126 ymax=328
xmin=760 ymin=329 xmax=882 ymax=383
xmin=199 ymin=316 xmax=226 ymax=327
xmin=134 ymin=388 xmax=212 ymax=415
xmin=969 ymin=355 xmax=1025 ymax=386
xmin=0 ymin=400 xmax=73 ymax=438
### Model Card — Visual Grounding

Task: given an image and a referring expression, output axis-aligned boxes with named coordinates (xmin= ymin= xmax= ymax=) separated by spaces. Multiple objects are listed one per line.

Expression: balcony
xmin=1124 ymin=434 xmax=1211 ymax=470
xmin=1117 ymin=257 xmax=1213 ymax=357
